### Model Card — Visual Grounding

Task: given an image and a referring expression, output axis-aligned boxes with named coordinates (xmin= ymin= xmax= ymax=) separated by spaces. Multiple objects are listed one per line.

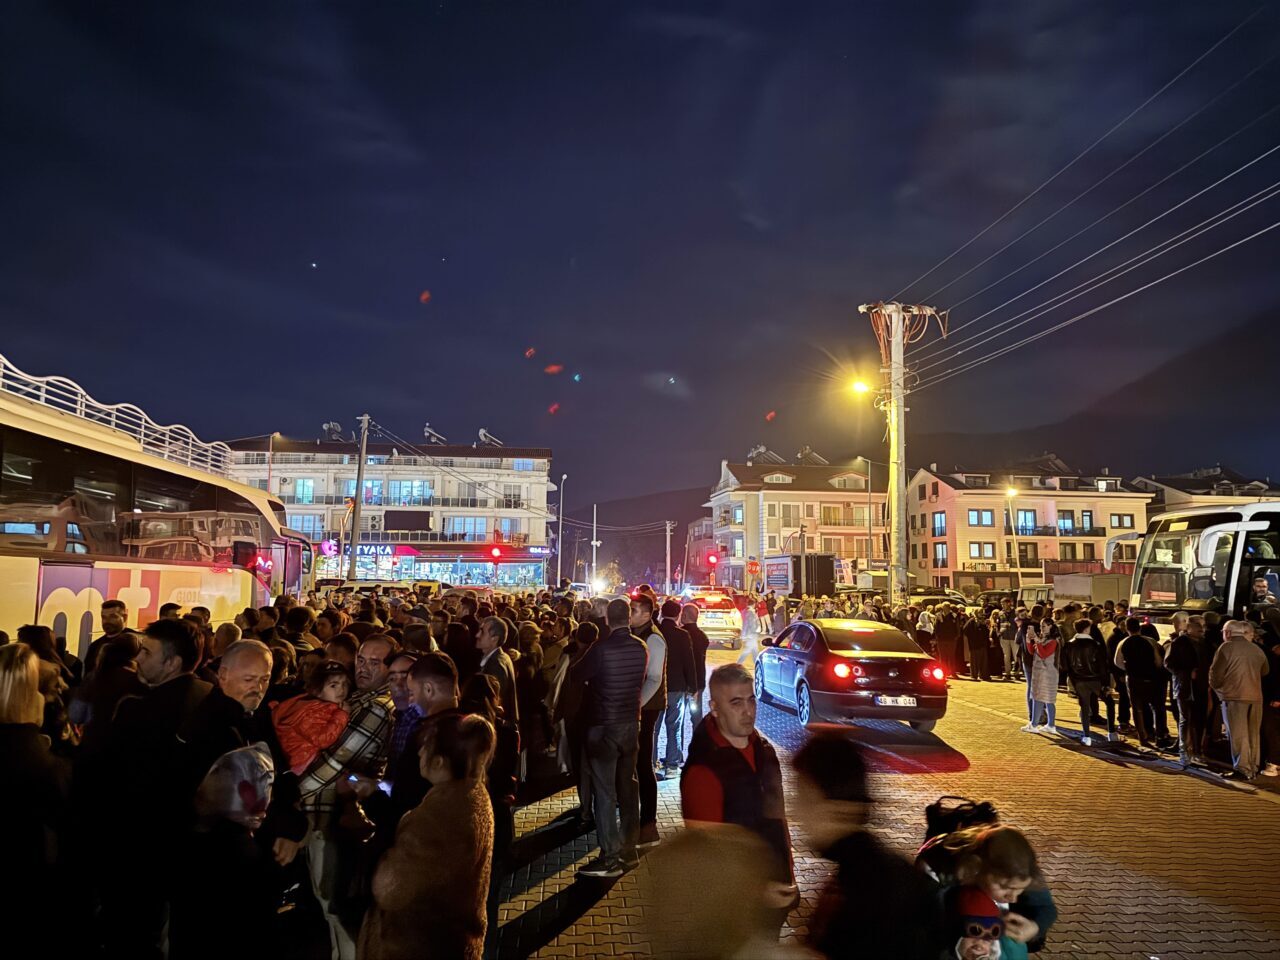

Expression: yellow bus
xmin=0 ymin=352 xmax=308 ymax=658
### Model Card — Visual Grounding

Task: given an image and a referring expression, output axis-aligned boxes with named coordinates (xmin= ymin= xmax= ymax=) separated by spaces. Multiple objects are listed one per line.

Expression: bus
xmin=1109 ymin=502 xmax=1280 ymax=637
xmin=0 ymin=352 xmax=309 ymax=658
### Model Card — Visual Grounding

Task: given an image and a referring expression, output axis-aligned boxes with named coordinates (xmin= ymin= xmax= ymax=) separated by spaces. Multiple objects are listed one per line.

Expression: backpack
xmin=923 ymin=795 xmax=1000 ymax=843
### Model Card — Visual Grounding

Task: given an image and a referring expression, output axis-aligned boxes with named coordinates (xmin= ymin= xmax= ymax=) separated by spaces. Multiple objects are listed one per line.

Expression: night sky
xmin=3 ymin=1 xmax=1278 ymax=505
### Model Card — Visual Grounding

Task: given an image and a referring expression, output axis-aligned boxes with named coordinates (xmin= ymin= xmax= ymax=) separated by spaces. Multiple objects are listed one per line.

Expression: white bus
xmin=0 ymin=352 xmax=309 ymax=657
xmin=1109 ymin=502 xmax=1280 ymax=637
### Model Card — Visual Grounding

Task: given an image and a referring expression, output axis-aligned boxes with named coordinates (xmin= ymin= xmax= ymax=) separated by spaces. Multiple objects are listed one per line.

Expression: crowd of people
xmin=1 ymin=576 xmax=1271 ymax=957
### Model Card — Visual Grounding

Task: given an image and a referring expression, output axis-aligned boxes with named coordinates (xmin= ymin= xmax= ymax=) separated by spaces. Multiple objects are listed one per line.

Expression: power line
xmin=911 ymin=218 xmax=1280 ymax=394
xmin=917 ymin=48 xmax=1280 ymax=306
xmin=912 ymin=179 xmax=1280 ymax=378
xmin=911 ymin=139 xmax=1280 ymax=367
xmin=889 ymin=6 xmax=1262 ymax=301
xmin=910 ymin=99 xmax=1280 ymax=359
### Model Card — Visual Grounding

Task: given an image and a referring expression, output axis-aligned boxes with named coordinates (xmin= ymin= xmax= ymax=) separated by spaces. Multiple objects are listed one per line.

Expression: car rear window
xmin=822 ymin=627 xmax=923 ymax=654
xmin=693 ymin=595 xmax=736 ymax=611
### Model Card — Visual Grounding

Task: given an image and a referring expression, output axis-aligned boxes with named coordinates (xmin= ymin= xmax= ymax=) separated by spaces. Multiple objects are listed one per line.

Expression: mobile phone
xmin=347 ymin=774 xmax=359 ymax=783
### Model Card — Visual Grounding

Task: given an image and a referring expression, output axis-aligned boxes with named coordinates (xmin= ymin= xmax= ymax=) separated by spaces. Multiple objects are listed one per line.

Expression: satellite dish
xmin=321 ymin=421 xmax=344 ymax=441
xmin=478 ymin=428 xmax=505 ymax=447
xmin=423 ymin=423 xmax=448 ymax=444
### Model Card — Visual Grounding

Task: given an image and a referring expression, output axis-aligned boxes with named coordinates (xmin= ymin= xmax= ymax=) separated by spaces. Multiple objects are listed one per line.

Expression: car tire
xmin=753 ymin=665 xmax=770 ymax=704
xmin=910 ymin=719 xmax=937 ymax=733
xmin=796 ymin=682 xmax=813 ymax=726
xmin=730 ymin=636 xmax=742 ymax=650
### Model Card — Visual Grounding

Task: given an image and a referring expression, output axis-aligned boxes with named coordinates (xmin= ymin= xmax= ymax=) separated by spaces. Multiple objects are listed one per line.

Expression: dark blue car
xmin=754 ymin=618 xmax=947 ymax=731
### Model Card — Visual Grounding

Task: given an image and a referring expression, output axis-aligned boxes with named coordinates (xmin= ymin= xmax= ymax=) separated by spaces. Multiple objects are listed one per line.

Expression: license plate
xmin=875 ymin=695 xmax=917 ymax=707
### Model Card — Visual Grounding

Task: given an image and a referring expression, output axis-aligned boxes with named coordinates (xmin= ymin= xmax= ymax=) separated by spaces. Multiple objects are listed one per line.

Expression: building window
xmin=1061 ymin=543 xmax=1077 ymax=560
xmin=1098 ymin=479 xmax=1119 ymax=492
xmin=1057 ymin=509 xmax=1074 ymax=533
xmin=732 ymin=502 xmax=744 ymax=524
xmin=732 ymin=535 xmax=745 ymax=558
xmin=763 ymin=473 xmax=793 ymax=484
xmin=389 ymin=480 xmax=433 ymax=505
xmin=967 ymin=475 xmax=989 ymax=488
xmin=967 ymin=509 xmax=995 ymax=527
xmin=443 ymin=516 xmax=486 ymax=539
xmin=931 ymin=481 xmax=939 ymax=497
xmin=1118 ymin=544 xmax=1135 ymax=560
xmin=917 ymin=483 xmax=926 ymax=500
xmin=781 ymin=504 xmax=800 ymax=527
xmin=911 ymin=543 xmax=918 ymax=559
xmin=286 ymin=514 xmax=324 ymax=539
xmin=932 ymin=512 xmax=947 ymax=537
xmin=1082 ymin=542 xmax=1096 ymax=560
xmin=805 ymin=536 xmax=815 ymax=550
xmin=766 ymin=503 xmax=777 ymax=518
xmin=513 ymin=459 xmax=536 ymax=471
xmin=831 ymin=475 xmax=864 ymax=490
xmin=1110 ymin=513 xmax=1135 ymax=529
xmin=252 ymin=479 xmax=268 ymax=491
xmin=497 ymin=518 xmax=521 ymax=539
xmin=293 ymin=479 xmax=314 ymax=504
xmin=822 ymin=537 xmax=839 ymax=552
xmin=767 ymin=535 xmax=778 ymax=550
xmin=460 ymin=482 xmax=479 ymax=501
xmin=932 ymin=542 xmax=948 ymax=568
xmin=1016 ymin=509 xmax=1036 ymax=534
xmin=1082 ymin=510 xmax=1093 ymax=529
xmin=1016 ymin=542 xmax=1039 ymax=566
xmin=919 ymin=512 xmax=927 ymax=529
xmin=969 ymin=542 xmax=995 ymax=559
xmin=804 ymin=503 xmax=815 ymax=518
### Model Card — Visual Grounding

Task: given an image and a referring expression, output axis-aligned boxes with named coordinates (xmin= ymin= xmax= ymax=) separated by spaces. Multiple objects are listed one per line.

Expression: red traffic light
xmin=490 ymin=547 xmax=502 ymax=559
xmin=707 ymin=553 xmax=718 ymax=566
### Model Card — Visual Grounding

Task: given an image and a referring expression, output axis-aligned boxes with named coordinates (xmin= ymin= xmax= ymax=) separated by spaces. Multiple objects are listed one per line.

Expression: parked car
xmin=753 ymin=618 xmax=947 ymax=731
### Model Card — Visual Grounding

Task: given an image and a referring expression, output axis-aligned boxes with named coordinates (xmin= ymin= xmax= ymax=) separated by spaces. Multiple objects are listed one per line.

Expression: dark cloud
xmin=2 ymin=0 xmax=1277 ymax=503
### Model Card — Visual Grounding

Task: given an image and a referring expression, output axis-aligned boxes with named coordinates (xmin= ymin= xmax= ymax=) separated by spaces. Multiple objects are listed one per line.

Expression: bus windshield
xmin=1131 ymin=512 xmax=1238 ymax=610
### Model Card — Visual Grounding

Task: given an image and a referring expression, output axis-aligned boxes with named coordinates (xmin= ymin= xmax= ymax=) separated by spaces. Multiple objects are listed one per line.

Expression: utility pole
xmin=799 ymin=522 xmax=807 ymax=597
xmin=346 ymin=414 xmax=371 ymax=582
xmin=556 ymin=472 xmax=567 ymax=587
xmin=858 ymin=302 xmax=947 ymax=606
xmin=590 ymin=503 xmax=601 ymax=588
xmin=664 ymin=520 xmax=674 ymax=594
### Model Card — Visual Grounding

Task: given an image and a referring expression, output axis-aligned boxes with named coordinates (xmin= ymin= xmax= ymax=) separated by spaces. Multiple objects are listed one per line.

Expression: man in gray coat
xmin=1208 ymin=620 xmax=1270 ymax=780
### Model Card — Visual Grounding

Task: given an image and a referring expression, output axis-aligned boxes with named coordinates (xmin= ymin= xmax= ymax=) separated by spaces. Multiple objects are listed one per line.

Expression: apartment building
xmin=908 ymin=455 xmax=1153 ymax=589
xmin=1132 ymin=466 xmax=1280 ymax=513
xmin=705 ymin=447 xmax=887 ymax=590
xmin=226 ymin=436 xmax=554 ymax=586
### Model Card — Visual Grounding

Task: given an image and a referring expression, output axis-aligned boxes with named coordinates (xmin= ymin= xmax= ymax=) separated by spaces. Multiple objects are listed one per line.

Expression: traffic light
xmin=707 ymin=552 xmax=718 ymax=566
xmin=490 ymin=546 xmax=502 ymax=559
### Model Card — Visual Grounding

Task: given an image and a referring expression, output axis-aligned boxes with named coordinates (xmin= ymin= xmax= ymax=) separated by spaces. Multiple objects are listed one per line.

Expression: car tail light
xmin=833 ymin=662 xmax=863 ymax=679
xmin=924 ymin=665 xmax=945 ymax=681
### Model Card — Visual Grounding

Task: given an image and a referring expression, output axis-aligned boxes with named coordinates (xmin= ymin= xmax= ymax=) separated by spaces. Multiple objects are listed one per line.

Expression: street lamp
xmin=228 ymin=432 xmax=283 ymax=491
xmin=556 ymin=473 xmax=567 ymax=587
xmin=856 ymin=455 xmax=874 ymax=571
xmin=1006 ymin=487 xmax=1022 ymax=592
xmin=849 ymin=379 xmax=870 ymax=395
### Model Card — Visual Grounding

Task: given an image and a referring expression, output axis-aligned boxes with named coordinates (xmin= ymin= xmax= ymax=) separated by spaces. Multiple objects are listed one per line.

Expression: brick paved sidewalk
xmin=489 ymin=662 xmax=1280 ymax=960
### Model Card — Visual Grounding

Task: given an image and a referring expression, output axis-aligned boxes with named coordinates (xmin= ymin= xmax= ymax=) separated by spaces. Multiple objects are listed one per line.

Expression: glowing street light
xmin=1006 ymin=488 xmax=1022 ymax=591
xmin=849 ymin=379 xmax=870 ymax=395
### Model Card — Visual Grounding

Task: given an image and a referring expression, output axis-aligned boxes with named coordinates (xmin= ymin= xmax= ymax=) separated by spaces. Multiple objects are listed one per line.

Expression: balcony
xmin=275 ymin=494 xmax=492 ymax=508
xmin=818 ymin=516 xmax=877 ymax=528
xmin=320 ymin=530 xmax=531 ymax=546
xmin=1005 ymin=524 xmax=1057 ymax=537
xmin=716 ymin=511 xmax=744 ymax=527
xmin=1056 ymin=526 xmax=1106 ymax=537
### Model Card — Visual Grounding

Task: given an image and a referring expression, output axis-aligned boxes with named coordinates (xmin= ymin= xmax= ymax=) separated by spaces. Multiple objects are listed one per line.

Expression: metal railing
xmin=1005 ymin=524 xmax=1058 ymax=537
xmin=234 ymin=451 xmax=537 ymax=471
xmin=275 ymin=494 xmax=493 ymax=508
xmin=1 ymin=351 xmax=232 ymax=476
xmin=1056 ymin=526 xmax=1106 ymax=537
xmin=321 ymin=529 xmax=533 ymax=546
xmin=818 ymin=516 xmax=878 ymax=528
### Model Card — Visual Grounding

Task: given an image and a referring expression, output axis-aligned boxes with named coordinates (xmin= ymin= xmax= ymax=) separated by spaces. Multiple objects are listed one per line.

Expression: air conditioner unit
xmin=280 ymin=477 xmax=293 ymax=485
xmin=369 ymin=516 xmax=383 ymax=530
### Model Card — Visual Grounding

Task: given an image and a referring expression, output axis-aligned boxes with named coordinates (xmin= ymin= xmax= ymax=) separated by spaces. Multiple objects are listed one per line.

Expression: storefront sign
xmin=341 ymin=544 xmax=394 ymax=557
xmin=529 ymin=546 xmax=550 ymax=555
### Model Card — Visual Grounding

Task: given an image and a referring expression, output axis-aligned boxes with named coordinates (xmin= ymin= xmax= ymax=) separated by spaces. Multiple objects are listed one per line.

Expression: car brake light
xmin=925 ymin=665 xmax=945 ymax=681
xmin=833 ymin=662 xmax=863 ymax=679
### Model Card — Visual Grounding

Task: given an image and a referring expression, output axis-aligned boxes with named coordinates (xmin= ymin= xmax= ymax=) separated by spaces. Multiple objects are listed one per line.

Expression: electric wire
xmin=910 ymin=140 xmax=1280 ymax=367
xmin=916 ymin=49 xmax=1280 ymax=307
xmin=910 ymin=218 xmax=1280 ymax=395
xmin=910 ymin=100 xmax=1280 ymax=360
xmin=888 ymin=6 xmax=1262 ymax=301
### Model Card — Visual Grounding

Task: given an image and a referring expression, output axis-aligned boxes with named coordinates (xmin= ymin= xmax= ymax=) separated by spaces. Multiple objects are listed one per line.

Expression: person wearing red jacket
xmin=273 ymin=661 xmax=351 ymax=774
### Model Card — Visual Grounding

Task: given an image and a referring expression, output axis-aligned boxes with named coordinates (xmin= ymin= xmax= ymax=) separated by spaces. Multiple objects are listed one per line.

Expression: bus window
xmin=1132 ymin=514 xmax=1236 ymax=610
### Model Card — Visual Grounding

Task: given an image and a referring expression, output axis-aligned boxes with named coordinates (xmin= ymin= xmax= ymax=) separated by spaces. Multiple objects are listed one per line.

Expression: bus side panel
xmin=33 ymin=561 xmax=262 ymax=658
xmin=0 ymin=554 xmax=42 ymax=641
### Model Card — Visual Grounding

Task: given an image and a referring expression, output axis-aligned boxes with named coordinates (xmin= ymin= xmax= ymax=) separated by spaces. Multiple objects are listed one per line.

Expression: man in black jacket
xmin=572 ymin=598 xmax=648 ymax=878
xmin=679 ymin=602 xmax=711 ymax=736
xmin=95 ymin=617 xmax=212 ymax=960
xmin=1062 ymin=617 xmax=1117 ymax=746
xmin=1115 ymin=617 xmax=1166 ymax=748
xmin=792 ymin=732 xmax=942 ymax=959
xmin=658 ymin=599 xmax=697 ymax=777
xmin=477 ymin=616 xmax=519 ymax=724
xmin=680 ymin=663 xmax=795 ymax=930
xmin=1166 ymin=614 xmax=1208 ymax=766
